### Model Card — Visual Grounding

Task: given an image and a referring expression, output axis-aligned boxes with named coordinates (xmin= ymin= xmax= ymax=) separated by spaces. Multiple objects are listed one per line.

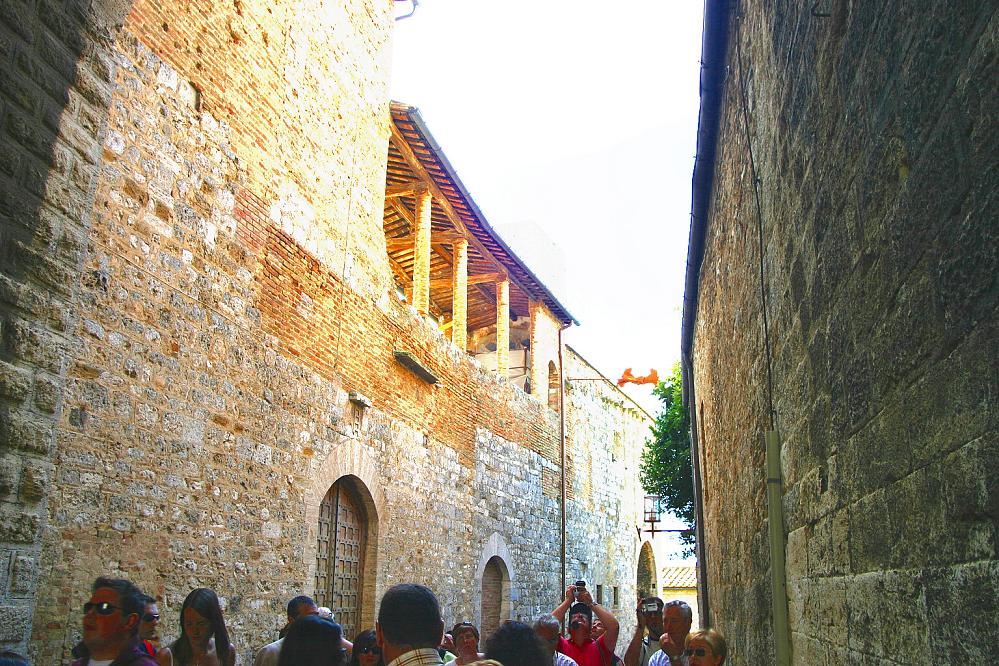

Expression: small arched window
xmin=547 ymin=360 xmax=561 ymax=412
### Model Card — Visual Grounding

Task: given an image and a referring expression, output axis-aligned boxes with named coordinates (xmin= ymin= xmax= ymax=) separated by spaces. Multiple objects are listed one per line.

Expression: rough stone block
xmin=2 ymin=318 xmax=64 ymax=372
xmin=845 ymin=570 xmax=929 ymax=663
xmin=924 ymin=560 xmax=999 ymax=663
xmin=0 ymin=360 xmax=31 ymax=402
xmin=0 ymin=455 xmax=18 ymax=496
xmin=0 ymin=508 xmax=40 ymax=544
xmin=0 ymin=604 xmax=30 ymax=642
xmin=0 ymin=409 xmax=55 ymax=455
xmin=10 ymin=553 xmax=35 ymax=597
xmin=18 ymin=460 xmax=50 ymax=503
xmin=33 ymin=374 xmax=60 ymax=413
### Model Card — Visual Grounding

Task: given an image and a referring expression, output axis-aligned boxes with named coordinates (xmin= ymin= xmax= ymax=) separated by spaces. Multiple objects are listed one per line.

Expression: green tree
xmin=639 ymin=362 xmax=695 ymax=551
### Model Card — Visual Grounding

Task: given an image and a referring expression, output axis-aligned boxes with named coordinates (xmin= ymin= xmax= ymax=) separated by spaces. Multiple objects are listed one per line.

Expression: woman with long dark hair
xmin=156 ymin=588 xmax=235 ymax=666
xmin=349 ymin=629 xmax=384 ymax=666
xmin=278 ymin=615 xmax=348 ymax=666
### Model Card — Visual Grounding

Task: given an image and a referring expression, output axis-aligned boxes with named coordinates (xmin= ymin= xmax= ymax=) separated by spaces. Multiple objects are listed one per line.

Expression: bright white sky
xmin=390 ymin=1 xmax=705 ymax=419
xmin=389 ymin=1 xmax=704 ymax=560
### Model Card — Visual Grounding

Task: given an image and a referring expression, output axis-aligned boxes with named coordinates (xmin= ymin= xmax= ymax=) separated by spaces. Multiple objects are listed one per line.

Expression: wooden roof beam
xmin=385 ymin=181 xmax=427 ymax=198
xmin=388 ymin=125 xmax=537 ymax=305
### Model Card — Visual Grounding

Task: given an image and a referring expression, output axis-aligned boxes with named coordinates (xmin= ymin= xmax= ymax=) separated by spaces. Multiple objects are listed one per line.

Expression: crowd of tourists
xmin=52 ymin=577 xmax=726 ymax=666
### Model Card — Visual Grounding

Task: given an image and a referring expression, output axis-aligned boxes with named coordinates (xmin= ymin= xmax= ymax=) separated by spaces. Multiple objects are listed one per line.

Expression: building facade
xmin=684 ymin=1 xmax=998 ymax=664
xmin=0 ymin=0 xmax=652 ymax=661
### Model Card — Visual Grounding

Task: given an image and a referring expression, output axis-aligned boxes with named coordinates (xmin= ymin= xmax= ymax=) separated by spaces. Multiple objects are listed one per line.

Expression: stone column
xmin=528 ymin=299 xmax=542 ymax=400
xmin=451 ymin=237 xmax=468 ymax=350
xmin=496 ymin=278 xmax=510 ymax=377
xmin=412 ymin=188 xmax=432 ymax=314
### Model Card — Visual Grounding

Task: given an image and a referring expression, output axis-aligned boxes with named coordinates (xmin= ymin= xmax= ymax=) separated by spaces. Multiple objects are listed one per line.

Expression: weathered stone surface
xmin=0 ymin=362 xmax=30 ymax=402
xmin=0 ymin=605 xmax=30 ymax=642
xmin=691 ymin=1 xmax=998 ymax=663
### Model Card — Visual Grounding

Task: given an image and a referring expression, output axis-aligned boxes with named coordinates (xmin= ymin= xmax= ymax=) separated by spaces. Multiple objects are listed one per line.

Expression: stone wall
xmin=691 ymin=2 xmax=998 ymax=664
xmin=0 ymin=0 xmax=654 ymax=661
xmin=563 ymin=347 xmax=652 ymax=641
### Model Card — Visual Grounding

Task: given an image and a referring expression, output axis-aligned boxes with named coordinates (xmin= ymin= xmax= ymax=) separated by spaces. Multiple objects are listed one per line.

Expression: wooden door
xmin=315 ymin=480 xmax=366 ymax=640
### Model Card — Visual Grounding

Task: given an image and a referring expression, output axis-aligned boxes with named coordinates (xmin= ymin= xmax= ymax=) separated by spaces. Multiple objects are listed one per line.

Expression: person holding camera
xmin=623 ymin=597 xmax=664 ymax=666
xmin=550 ymin=582 xmax=619 ymax=666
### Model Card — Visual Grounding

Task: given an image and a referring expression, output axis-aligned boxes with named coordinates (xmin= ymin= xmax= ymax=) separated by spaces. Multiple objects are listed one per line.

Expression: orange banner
xmin=617 ymin=368 xmax=659 ymax=387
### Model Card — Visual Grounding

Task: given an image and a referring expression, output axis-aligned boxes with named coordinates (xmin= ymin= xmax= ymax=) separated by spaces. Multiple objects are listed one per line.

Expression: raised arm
xmin=577 ymin=588 xmax=620 ymax=654
xmin=623 ymin=599 xmax=646 ymax=666
xmin=552 ymin=584 xmax=576 ymax=625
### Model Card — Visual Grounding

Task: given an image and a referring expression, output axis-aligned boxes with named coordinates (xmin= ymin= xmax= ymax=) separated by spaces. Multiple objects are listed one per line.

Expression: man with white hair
xmin=534 ymin=614 xmax=579 ymax=666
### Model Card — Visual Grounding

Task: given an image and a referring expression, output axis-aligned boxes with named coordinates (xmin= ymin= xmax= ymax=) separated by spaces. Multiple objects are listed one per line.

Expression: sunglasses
xmin=359 ymin=646 xmax=382 ymax=655
xmin=683 ymin=648 xmax=708 ymax=657
xmin=142 ymin=613 xmax=160 ymax=622
xmin=83 ymin=602 xmax=120 ymax=616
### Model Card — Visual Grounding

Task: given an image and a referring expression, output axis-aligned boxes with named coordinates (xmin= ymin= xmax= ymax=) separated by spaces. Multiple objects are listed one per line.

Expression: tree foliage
xmin=639 ymin=362 xmax=695 ymax=551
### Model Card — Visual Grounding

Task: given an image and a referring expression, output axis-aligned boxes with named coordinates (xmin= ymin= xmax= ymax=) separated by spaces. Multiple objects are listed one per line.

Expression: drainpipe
xmin=558 ymin=324 xmax=568 ymax=593
xmin=765 ymin=429 xmax=791 ymax=665
xmin=682 ymin=352 xmax=710 ymax=628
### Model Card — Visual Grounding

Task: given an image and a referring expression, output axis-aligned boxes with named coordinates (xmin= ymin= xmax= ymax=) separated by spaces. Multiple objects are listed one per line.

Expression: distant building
xmin=659 ymin=565 xmax=699 ymax=630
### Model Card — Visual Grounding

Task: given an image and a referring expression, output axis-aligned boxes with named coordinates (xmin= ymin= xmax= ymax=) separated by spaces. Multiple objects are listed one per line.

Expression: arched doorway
xmin=479 ymin=555 xmax=510 ymax=640
xmin=315 ymin=477 xmax=369 ymax=640
xmin=637 ymin=541 xmax=657 ymax=598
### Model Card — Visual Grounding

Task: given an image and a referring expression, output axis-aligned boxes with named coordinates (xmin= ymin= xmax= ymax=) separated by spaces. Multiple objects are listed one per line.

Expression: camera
xmin=642 ymin=601 xmax=659 ymax=613
xmin=573 ymin=580 xmax=587 ymax=600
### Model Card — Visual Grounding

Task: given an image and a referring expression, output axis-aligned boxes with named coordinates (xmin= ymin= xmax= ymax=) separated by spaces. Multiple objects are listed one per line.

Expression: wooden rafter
xmin=387 ymin=199 xmax=456 ymax=269
xmin=389 ymin=124 xmax=531 ymax=301
xmin=385 ymin=181 xmax=427 ymax=198
xmin=387 ymin=254 xmax=444 ymax=316
xmin=428 ymin=272 xmax=502 ymax=289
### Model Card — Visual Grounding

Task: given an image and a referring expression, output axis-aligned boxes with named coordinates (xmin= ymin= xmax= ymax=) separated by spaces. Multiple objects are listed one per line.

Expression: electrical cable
xmin=735 ymin=14 xmax=777 ymax=432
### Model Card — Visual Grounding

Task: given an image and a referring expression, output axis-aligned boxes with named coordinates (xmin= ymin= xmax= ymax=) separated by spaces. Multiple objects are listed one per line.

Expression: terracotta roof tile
xmin=660 ymin=566 xmax=697 ymax=589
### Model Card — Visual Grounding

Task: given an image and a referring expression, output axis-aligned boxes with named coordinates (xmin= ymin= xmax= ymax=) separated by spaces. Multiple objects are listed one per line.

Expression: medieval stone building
xmin=0 ymin=1 xmax=656 ymax=661
xmin=684 ymin=1 xmax=997 ymax=664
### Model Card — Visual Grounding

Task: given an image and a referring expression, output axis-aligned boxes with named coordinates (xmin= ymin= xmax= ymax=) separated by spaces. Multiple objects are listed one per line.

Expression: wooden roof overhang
xmin=384 ymin=102 xmax=578 ymax=332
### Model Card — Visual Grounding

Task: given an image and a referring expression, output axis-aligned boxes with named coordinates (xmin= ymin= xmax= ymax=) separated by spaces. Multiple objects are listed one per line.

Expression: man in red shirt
xmin=551 ymin=584 xmax=620 ymax=666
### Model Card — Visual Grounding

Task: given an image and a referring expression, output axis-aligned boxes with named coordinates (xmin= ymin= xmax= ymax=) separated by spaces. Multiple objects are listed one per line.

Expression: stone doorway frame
xmin=304 ymin=440 xmax=385 ymax=636
xmin=473 ymin=532 xmax=515 ymax=633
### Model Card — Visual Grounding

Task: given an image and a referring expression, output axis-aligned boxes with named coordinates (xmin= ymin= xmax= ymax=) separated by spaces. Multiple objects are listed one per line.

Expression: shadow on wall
xmin=0 ymin=0 xmax=135 ymax=656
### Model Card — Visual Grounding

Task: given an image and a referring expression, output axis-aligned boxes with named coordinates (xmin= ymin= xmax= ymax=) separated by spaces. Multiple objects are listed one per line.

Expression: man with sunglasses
xmin=71 ymin=577 xmax=158 ymax=666
xmin=136 ymin=594 xmax=161 ymax=657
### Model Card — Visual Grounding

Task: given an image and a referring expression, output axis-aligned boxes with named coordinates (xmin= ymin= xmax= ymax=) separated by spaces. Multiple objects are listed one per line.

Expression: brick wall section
xmin=528 ymin=301 xmax=562 ymax=407
xmin=692 ymin=3 xmax=998 ymax=664
xmin=124 ymin=0 xmax=396 ymax=299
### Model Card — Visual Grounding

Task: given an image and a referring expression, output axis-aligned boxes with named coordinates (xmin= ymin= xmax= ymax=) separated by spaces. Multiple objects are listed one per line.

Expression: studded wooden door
xmin=315 ymin=480 xmax=366 ymax=640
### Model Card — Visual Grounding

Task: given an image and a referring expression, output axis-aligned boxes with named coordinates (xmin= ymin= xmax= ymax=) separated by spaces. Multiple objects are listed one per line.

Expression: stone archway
xmin=480 ymin=556 xmax=511 ymax=640
xmin=474 ymin=532 xmax=515 ymax=640
xmin=637 ymin=541 xmax=657 ymax=598
xmin=305 ymin=440 xmax=385 ymax=637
